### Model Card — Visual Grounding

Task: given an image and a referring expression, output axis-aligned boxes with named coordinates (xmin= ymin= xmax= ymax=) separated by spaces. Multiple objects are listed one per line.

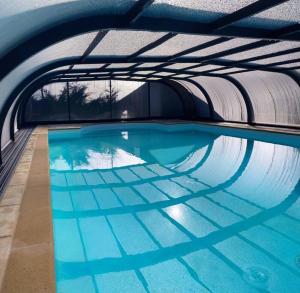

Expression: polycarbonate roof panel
xmin=0 ymin=0 xmax=137 ymax=58
xmin=107 ymin=63 xmax=136 ymax=69
xmin=223 ymin=41 xmax=300 ymax=61
xmin=215 ymin=68 xmax=246 ymax=74
xmin=186 ymin=38 xmax=259 ymax=57
xmin=115 ymin=76 xmax=131 ymax=79
xmin=129 ymin=76 xmax=146 ymax=79
xmin=136 ymin=63 xmax=163 ymax=68
xmin=38 ymin=32 xmax=98 ymax=59
xmin=235 ymin=0 xmax=300 ymax=29
xmin=142 ymin=34 xmax=217 ymax=57
xmin=72 ymin=64 xmax=104 ymax=69
xmin=135 ymin=71 xmax=156 ymax=75
xmin=147 ymin=77 xmax=161 ymax=80
xmin=0 ymin=31 xmax=96 ymax=110
xmin=164 ymin=63 xmax=199 ymax=70
xmin=189 ymin=64 xmax=225 ymax=72
xmin=279 ymin=62 xmax=300 ymax=68
xmin=254 ymin=52 xmax=300 ymax=65
xmin=173 ymin=74 xmax=192 ymax=78
xmin=90 ymin=30 xmax=166 ymax=56
xmin=154 ymin=72 xmax=175 ymax=76
xmin=142 ymin=0 xmax=256 ymax=22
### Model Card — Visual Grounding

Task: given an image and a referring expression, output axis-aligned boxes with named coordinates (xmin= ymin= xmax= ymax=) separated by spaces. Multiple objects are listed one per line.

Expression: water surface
xmin=49 ymin=124 xmax=300 ymax=292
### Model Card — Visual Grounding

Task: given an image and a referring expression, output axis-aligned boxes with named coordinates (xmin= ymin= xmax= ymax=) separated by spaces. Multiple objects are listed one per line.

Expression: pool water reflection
xmin=49 ymin=125 xmax=300 ymax=292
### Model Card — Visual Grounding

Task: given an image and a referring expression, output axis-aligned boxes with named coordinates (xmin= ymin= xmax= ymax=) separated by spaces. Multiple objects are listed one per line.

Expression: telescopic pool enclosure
xmin=0 ymin=0 xmax=300 ymax=167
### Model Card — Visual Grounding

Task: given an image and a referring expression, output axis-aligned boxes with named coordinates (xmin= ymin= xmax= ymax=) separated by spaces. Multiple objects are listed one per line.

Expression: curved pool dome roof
xmin=0 ymin=0 xmax=300 ymax=162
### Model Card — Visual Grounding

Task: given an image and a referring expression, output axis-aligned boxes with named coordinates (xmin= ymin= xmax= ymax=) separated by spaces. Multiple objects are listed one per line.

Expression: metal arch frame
xmin=0 ymin=0 xmax=299 ymax=164
xmin=9 ymin=65 xmax=300 ymax=162
xmin=185 ymin=76 xmax=252 ymax=124
xmin=1 ymin=53 xmax=299 ymax=157
xmin=278 ymin=70 xmax=300 ymax=87
xmin=162 ymin=79 xmax=197 ymax=119
xmin=176 ymin=79 xmax=215 ymax=120
xmin=0 ymin=0 xmax=296 ymax=81
xmin=14 ymin=72 xmax=196 ymax=132
xmin=220 ymin=76 xmax=255 ymax=124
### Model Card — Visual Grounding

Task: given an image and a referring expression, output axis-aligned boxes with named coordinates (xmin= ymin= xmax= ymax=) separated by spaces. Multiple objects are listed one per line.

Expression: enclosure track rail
xmin=0 ymin=128 xmax=33 ymax=196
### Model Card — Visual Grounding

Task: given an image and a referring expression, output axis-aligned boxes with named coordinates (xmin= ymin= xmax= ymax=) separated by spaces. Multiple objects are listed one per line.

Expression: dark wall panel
xmin=111 ymin=81 xmax=149 ymax=119
xmin=177 ymin=80 xmax=210 ymax=119
xmin=24 ymin=82 xmax=68 ymax=122
xmin=150 ymin=82 xmax=184 ymax=118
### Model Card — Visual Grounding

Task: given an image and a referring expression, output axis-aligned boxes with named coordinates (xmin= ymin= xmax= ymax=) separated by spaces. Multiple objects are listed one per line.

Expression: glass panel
xmin=69 ymin=80 xmax=111 ymax=120
xmin=24 ymin=83 xmax=68 ymax=122
xmin=142 ymin=0 xmax=256 ymax=22
xmin=111 ymin=80 xmax=149 ymax=119
xmin=91 ymin=30 xmax=166 ymax=56
xmin=142 ymin=34 xmax=216 ymax=57
xmin=150 ymin=82 xmax=184 ymax=118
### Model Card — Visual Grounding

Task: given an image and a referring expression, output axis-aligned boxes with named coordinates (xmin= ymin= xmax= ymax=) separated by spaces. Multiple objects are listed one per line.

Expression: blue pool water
xmin=49 ymin=123 xmax=300 ymax=293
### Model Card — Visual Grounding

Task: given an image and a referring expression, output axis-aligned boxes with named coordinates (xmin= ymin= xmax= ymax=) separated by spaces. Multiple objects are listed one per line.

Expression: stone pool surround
xmin=0 ymin=124 xmax=84 ymax=292
xmin=0 ymin=121 xmax=299 ymax=292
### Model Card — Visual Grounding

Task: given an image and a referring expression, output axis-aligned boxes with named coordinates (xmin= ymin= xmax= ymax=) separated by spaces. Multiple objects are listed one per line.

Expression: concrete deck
xmin=0 ymin=127 xmax=55 ymax=292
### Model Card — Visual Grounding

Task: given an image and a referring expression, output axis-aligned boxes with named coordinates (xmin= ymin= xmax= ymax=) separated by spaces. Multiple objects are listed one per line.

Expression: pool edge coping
xmin=0 ymin=127 xmax=56 ymax=293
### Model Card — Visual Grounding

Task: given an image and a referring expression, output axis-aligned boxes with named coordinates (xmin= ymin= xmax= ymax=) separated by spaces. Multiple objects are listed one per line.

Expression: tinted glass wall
xmin=25 ymin=82 xmax=69 ymax=122
xmin=24 ymin=80 xmax=184 ymax=123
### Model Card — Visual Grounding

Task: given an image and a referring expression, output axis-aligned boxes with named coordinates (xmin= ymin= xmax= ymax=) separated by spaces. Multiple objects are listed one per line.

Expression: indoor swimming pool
xmin=48 ymin=123 xmax=300 ymax=292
